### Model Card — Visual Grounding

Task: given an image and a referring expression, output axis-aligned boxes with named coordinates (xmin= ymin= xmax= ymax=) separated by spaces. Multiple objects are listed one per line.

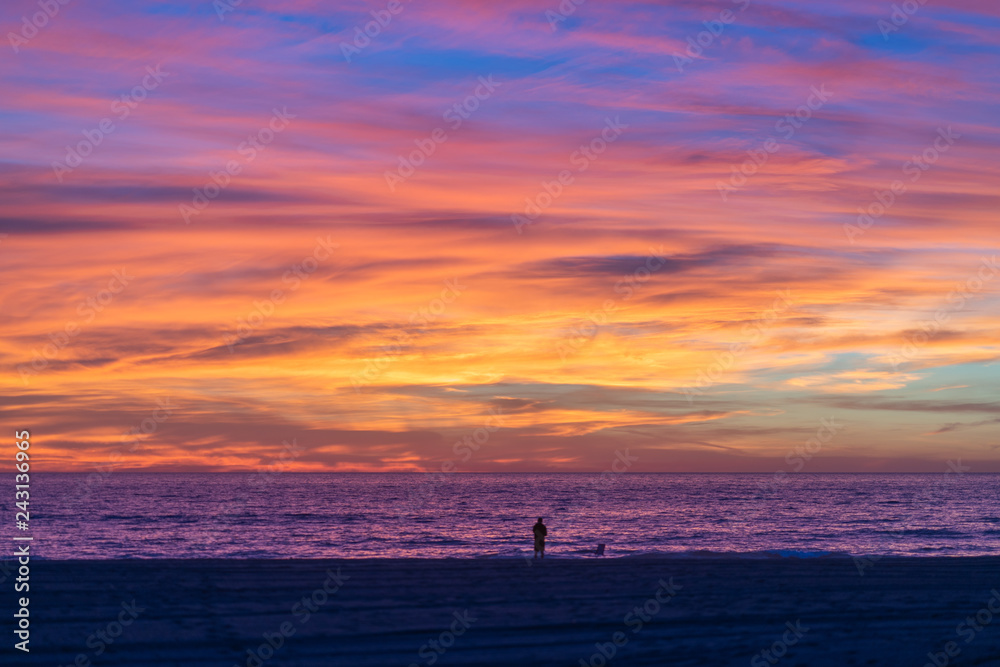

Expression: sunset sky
xmin=2 ymin=0 xmax=998 ymax=472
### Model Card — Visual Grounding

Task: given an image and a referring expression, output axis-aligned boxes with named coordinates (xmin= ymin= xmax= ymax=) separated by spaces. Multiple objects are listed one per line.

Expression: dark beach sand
xmin=10 ymin=556 xmax=1000 ymax=666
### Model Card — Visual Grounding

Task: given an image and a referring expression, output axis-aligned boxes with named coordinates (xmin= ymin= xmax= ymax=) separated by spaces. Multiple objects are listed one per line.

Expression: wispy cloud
xmin=1 ymin=0 xmax=998 ymax=470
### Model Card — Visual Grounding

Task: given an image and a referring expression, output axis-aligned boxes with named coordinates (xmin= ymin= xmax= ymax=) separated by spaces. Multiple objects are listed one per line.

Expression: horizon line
xmin=23 ymin=470 xmax=1000 ymax=474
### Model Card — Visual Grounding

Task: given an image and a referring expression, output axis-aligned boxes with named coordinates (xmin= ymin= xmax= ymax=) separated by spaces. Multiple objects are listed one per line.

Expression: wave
xmin=469 ymin=548 xmax=856 ymax=560
xmin=880 ymin=527 xmax=969 ymax=537
xmin=617 ymin=549 xmax=854 ymax=560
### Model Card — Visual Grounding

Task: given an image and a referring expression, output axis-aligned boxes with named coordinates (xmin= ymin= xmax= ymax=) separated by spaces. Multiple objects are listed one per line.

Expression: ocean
xmin=7 ymin=472 xmax=1000 ymax=559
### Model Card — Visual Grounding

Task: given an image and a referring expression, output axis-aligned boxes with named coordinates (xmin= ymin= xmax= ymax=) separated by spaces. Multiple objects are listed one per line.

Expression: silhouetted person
xmin=533 ymin=517 xmax=547 ymax=559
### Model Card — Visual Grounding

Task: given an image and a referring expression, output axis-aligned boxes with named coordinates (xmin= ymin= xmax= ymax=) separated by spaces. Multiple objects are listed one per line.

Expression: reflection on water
xmin=8 ymin=473 xmax=1000 ymax=558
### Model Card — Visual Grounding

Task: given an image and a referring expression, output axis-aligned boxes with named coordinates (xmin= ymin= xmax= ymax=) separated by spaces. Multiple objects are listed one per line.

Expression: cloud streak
xmin=1 ymin=0 xmax=998 ymax=470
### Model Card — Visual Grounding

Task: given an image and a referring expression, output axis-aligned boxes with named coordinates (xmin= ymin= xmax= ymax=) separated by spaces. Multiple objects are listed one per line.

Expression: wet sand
xmin=10 ymin=556 xmax=1000 ymax=666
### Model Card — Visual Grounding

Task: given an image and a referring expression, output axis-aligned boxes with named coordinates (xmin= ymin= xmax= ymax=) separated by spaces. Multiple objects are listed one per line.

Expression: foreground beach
xmin=11 ymin=556 xmax=1000 ymax=666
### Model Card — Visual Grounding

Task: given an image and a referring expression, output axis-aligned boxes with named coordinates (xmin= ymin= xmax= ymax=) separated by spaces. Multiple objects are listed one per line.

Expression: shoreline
xmin=20 ymin=549 xmax=1000 ymax=561
xmin=9 ymin=556 xmax=1000 ymax=665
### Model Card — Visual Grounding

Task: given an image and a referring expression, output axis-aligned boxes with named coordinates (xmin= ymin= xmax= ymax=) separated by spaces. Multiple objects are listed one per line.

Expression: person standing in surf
xmin=533 ymin=517 xmax=547 ymax=559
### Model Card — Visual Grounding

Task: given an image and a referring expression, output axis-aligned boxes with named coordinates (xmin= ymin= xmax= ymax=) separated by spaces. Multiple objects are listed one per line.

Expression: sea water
xmin=6 ymin=473 xmax=999 ymax=559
